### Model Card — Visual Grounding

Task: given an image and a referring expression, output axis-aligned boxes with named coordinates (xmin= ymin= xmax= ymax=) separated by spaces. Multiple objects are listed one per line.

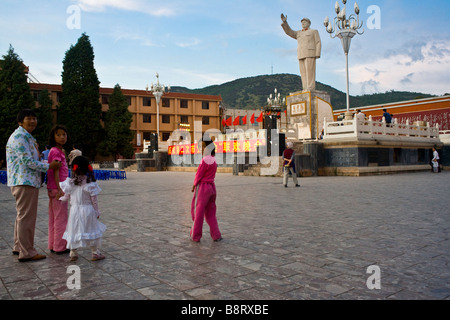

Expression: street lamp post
xmin=146 ymin=73 xmax=170 ymax=148
xmin=266 ymin=88 xmax=285 ymax=110
xmin=266 ymin=88 xmax=286 ymax=125
xmin=264 ymin=88 xmax=286 ymax=156
xmin=324 ymin=0 xmax=364 ymax=120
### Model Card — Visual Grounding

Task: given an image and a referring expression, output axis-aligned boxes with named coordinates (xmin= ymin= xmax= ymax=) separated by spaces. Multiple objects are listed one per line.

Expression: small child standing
xmin=47 ymin=125 xmax=70 ymax=254
xmin=190 ymin=135 xmax=222 ymax=242
xmin=59 ymin=156 xmax=106 ymax=261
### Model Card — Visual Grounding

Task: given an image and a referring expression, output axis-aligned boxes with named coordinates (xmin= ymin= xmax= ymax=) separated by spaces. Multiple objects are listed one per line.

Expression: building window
xmin=202 ymin=101 xmax=209 ymax=110
xmin=162 ymin=115 xmax=170 ymax=123
xmin=143 ymin=132 xmax=152 ymax=141
xmin=143 ymin=114 xmax=151 ymax=123
xmin=126 ymin=96 xmax=132 ymax=105
xmin=162 ymin=132 xmax=170 ymax=141
xmin=143 ymin=97 xmax=151 ymax=107
xmin=32 ymin=91 xmax=39 ymax=101
xmin=180 ymin=115 xmax=189 ymax=124
xmin=202 ymin=116 xmax=210 ymax=125
xmin=102 ymin=95 xmax=110 ymax=104
xmin=57 ymin=92 xmax=62 ymax=103
xmin=162 ymin=98 xmax=170 ymax=108
xmin=180 ymin=99 xmax=188 ymax=108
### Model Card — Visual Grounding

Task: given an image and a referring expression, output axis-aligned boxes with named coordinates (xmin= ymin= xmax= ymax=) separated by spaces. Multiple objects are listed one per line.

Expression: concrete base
xmin=319 ymin=165 xmax=432 ymax=176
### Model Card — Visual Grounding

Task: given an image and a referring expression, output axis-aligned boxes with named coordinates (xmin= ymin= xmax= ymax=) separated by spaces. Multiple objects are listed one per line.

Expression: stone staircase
xmin=124 ymin=162 xmax=138 ymax=172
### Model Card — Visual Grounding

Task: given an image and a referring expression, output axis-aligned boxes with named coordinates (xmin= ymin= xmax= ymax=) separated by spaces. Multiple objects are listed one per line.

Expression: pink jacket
xmin=193 ymin=155 xmax=217 ymax=186
xmin=47 ymin=147 xmax=69 ymax=190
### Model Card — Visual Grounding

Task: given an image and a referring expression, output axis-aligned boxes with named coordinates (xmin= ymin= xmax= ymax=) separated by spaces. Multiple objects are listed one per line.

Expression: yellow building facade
xmin=29 ymin=83 xmax=222 ymax=154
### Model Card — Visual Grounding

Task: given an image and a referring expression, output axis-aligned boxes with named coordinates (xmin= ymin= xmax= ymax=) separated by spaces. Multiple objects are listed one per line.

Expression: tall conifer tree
xmin=59 ymin=33 xmax=103 ymax=160
xmin=0 ymin=45 xmax=34 ymax=163
xmin=33 ymin=89 xmax=54 ymax=150
xmin=99 ymin=84 xmax=134 ymax=160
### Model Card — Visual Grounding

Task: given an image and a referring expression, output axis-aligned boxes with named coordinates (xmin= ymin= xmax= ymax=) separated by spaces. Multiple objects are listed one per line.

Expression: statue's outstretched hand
xmin=281 ymin=14 xmax=287 ymax=22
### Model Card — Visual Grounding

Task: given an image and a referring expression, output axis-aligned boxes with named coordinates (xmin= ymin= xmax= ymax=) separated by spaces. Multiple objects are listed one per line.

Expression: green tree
xmin=58 ymin=33 xmax=104 ymax=160
xmin=99 ymin=84 xmax=134 ymax=159
xmin=33 ymin=89 xmax=54 ymax=151
xmin=0 ymin=45 xmax=35 ymax=163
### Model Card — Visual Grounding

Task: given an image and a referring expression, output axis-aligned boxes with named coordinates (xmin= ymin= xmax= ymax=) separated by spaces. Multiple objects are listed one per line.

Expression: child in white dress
xmin=59 ymin=156 xmax=106 ymax=262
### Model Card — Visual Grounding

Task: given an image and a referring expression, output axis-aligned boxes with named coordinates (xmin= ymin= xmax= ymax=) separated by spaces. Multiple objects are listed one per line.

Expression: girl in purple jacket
xmin=190 ymin=135 xmax=222 ymax=242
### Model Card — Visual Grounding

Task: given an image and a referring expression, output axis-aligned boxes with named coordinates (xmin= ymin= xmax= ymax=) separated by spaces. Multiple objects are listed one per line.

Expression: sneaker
xmin=70 ymin=255 xmax=78 ymax=262
xmin=295 ymin=184 xmax=301 ymax=187
xmin=91 ymin=253 xmax=105 ymax=261
xmin=213 ymin=237 xmax=223 ymax=242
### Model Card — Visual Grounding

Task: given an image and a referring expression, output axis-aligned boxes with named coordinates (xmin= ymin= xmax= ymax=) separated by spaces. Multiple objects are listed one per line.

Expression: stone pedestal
xmin=286 ymin=90 xmax=334 ymax=140
xmin=303 ymin=141 xmax=320 ymax=176
xmin=154 ymin=151 xmax=168 ymax=171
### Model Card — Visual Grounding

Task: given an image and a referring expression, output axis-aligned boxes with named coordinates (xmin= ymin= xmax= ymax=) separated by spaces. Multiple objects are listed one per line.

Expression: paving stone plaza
xmin=1 ymin=171 xmax=449 ymax=302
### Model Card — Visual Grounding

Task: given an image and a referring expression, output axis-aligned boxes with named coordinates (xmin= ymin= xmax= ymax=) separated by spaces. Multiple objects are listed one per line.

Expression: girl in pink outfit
xmin=190 ymin=135 xmax=222 ymax=242
xmin=46 ymin=125 xmax=70 ymax=254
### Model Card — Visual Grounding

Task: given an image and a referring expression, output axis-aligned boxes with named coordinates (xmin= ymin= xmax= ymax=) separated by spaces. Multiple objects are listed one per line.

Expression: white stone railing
xmin=323 ymin=116 xmax=440 ymax=142
xmin=439 ymin=130 xmax=450 ymax=143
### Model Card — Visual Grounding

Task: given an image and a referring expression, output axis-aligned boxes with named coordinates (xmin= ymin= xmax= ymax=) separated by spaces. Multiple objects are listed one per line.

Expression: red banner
xmin=168 ymin=139 xmax=266 ymax=155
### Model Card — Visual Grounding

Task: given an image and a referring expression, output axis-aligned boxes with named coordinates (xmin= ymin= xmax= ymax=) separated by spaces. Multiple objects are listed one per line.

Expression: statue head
xmin=301 ymin=18 xmax=311 ymax=29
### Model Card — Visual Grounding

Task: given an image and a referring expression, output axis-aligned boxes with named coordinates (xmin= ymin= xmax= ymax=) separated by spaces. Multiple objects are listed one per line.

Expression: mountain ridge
xmin=170 ymin=73 xmax=436 ymax=111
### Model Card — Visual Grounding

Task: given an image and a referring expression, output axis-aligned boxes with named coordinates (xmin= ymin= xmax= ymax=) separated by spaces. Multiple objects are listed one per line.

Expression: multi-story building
xmin=29 ymin=83 xmax=222 ymax=154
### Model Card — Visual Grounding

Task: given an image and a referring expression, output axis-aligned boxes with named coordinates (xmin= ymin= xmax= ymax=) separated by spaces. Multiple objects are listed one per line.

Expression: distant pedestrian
xmin=68 ymin=144 xmax=82 ymax=167
xmin=190 ymin=135 xmax=222 ymax=242
xmin=40 ymin=145 xmax=51 ymax=185
xmin=40 ymin=145 xmax=50 ymax=162
xmin=355 ymin=109 xmax=365 ymax=121
xmin=431 ymin=146 xmax=441 ymax=173
xmin=60 ymin=156 xmax=106 ymax=261
xmin=383 ymin=108 xmax=392 ymax=125
xmin=283 ymin=142 xmax=300 ymax=187
xmin=319 ymin=129 xmax=324 ymax=140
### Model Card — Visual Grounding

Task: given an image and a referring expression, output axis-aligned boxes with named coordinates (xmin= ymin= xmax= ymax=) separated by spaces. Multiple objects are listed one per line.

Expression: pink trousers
xmin=190 ymin=183 xmax=221 ymax=242
xmin=47 ymin=189 xmax=68 ymax=252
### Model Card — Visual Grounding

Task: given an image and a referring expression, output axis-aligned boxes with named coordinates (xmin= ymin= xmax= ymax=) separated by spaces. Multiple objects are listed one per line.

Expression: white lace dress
xmin=60 ymin=179 xmax=106 ymax=249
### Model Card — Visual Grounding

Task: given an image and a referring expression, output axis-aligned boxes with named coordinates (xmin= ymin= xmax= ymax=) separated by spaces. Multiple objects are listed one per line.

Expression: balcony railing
xmin=324 ymin=116 xmax=440 ymax=142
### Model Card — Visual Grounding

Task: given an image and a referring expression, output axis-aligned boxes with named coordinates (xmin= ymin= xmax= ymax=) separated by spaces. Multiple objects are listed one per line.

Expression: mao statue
xmin=281 ymin=14 xmax=321 ymax=91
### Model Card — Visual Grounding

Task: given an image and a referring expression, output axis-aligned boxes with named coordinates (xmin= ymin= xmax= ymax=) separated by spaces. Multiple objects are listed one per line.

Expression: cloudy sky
xmin=1 ymin=0 xmax=449 ymax=98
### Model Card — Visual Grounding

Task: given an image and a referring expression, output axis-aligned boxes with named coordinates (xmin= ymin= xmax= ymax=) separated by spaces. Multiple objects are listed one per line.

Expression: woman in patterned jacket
xmin=6 ymin=109 xmax=60 ymax=262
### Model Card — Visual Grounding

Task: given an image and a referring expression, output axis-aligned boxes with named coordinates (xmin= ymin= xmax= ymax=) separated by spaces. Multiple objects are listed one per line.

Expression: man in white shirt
xmin=432 ymin=147 xmax=441 ymax=173
xmin=355 ymin=109 xmax=365 ymax=121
